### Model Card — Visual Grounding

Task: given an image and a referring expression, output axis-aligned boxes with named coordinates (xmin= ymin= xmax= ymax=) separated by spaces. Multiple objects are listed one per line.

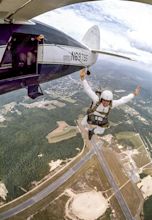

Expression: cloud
xmin=35 ymin=7 xmax=93 ymax=42
xmin=128 ymin=30 xmax=152 ymax=53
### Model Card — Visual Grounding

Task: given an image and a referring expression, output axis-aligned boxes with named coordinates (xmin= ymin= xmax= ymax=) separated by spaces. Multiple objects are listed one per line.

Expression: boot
xmin=88 ymin=129 xmax=94 ymax=140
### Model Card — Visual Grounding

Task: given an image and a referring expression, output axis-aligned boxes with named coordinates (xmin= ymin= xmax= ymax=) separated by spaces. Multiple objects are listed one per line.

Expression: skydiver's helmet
xmin=100 ymin=90 xmax=113 ymax=102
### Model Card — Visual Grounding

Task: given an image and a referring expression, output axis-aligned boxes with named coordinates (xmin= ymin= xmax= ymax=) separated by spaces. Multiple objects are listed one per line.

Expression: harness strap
xmin=87 ymin=101 xmax=112 ymax=116
xmin=96 ymin=110 xmax=109 ymax=115
xmin=87 ymin=101 xmax=100 ymax=114
xmin=87 ymin=114 xmax=109 ymax=128
xmin=87 ymin=100 xmax=112 ymax=127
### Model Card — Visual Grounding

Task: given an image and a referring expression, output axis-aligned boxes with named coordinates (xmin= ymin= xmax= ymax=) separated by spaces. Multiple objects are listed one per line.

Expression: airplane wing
xmin=0 ymin=0 xmax=94 ymax=22
xmin=0 ymin=0 xmax=152 ymax=22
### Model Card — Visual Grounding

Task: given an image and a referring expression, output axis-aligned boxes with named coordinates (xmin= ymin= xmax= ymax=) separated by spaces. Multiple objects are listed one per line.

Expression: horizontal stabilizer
xmin=92 ymin=49 xmax=133 ymax=61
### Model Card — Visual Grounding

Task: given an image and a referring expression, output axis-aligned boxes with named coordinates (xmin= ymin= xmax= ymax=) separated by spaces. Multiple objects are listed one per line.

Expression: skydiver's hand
xmin=80 ymin=69 xmax=86 ymax=80
xmin=133 ymin=85 xmax=141 ymax=96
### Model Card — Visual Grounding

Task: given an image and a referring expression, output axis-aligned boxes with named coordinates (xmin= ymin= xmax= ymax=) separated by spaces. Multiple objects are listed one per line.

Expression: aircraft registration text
xmin=71 ymin=51 xmax=88 ymax=62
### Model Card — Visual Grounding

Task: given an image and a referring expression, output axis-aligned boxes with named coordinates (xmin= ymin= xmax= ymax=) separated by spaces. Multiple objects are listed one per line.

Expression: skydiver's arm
xmin=82 ymin=79 xmax=99 ymax=103
xmin=80 ymin=69 xmax=98 ymax=103
xmin=112 ymin=93 xmax=134 ymax=108
xmin=112 ymin=85 xmax=141 ymax=108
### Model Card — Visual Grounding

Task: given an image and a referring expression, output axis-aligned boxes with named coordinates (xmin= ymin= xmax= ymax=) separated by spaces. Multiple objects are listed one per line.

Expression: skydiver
xmin=80 ymin=69 xmax=141 ymax=140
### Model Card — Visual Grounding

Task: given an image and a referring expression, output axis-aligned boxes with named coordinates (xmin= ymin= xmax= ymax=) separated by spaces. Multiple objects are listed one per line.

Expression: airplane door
xmin=0 ymin=33 xmax=43 ymax=80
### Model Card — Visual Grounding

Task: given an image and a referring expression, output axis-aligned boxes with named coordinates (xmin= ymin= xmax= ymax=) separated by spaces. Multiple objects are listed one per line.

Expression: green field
xmin=115 ymin=131 xmax=144 ymax=149
xmin=144 ymin=195 xmax=152 ymax=220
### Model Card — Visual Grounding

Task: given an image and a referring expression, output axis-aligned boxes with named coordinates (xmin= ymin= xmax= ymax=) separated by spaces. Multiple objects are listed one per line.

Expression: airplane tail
xmin=82 ymin=25 xmax=100 ymax=50
xmin=82 ymin=25 xmax=132 ymax=61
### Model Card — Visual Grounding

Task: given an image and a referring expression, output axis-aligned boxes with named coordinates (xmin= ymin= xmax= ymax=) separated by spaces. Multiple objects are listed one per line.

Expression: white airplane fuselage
xmin=0 ymin=20 xmax=97 ymax=98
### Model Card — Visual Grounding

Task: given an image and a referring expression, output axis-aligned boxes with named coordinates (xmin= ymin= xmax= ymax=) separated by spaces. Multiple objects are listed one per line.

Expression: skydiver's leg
xmin=88 ymin=126 xmax=105 ymax=140
xmin=94 ymin=127 xmax=105 ymax=135
xmin=81 ymin=116 xmax=105 ymax=140
xmin=81 ymin=115 xmax=95 ymax=140
xmin=81 ymin=115 xmax=89 ymax=131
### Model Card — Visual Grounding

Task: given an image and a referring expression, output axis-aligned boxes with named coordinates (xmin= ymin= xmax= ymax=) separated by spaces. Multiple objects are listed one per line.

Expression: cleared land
xmin=101 ymin=145 xmax=142 ymax=218
xmin=46 ymin=121 xmax=78 ymax=143
xmin=116 ymin=132 xmax=143 ymax=148
xmin=65 ymin=190 xmax=109 ymax=220
xmin=103 ymin=148 xmax=128 ymax=186
xmin=116 ymin=132 xmax=152 ymax=174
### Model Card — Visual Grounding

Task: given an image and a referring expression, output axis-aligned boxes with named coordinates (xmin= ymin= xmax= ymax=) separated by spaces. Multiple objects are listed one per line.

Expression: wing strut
xmin=5 ymin=0 xmax=32 ymax=23
xmin=91 ymin=49 xmax=133 ymax=61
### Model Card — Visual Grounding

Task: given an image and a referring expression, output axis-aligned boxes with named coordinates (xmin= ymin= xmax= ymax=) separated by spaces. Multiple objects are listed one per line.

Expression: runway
xmin=92 ymin=138 xmax=135 ymax=220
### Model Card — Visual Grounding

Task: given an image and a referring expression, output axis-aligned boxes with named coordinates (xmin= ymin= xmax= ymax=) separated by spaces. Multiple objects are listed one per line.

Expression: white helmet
xmin=100 ymin=90 xmax=113 ymax=101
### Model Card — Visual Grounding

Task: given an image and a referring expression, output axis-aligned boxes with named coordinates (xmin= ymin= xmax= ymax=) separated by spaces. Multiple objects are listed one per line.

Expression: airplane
xmin=0 ymin=0 xmax=150 ymax=99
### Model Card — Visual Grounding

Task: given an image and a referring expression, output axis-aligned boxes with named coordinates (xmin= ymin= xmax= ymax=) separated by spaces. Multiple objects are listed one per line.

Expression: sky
xmin=35 ymin=0 xmax=152 ymax=66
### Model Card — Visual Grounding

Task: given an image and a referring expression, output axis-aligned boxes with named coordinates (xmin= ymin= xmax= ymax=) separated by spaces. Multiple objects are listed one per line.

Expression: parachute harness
xmin=87 ymin=91 xmax=112 ymax=128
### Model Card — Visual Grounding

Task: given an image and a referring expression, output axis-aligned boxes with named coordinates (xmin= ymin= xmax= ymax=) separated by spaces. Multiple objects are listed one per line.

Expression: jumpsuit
xmin=81 ymin=79 xmax=135 ymax=135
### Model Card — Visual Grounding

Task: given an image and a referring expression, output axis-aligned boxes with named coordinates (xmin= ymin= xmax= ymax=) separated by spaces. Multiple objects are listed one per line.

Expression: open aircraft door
xmin=0 ymin=33 xmax=43 ymax=80
xmin=0 ymin=33 xmax=44 ymax=99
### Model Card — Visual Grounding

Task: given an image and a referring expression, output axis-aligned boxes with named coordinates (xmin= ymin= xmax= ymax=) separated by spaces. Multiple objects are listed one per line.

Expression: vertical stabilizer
xmin=82 ymin=25 xmax=100 ymax=50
